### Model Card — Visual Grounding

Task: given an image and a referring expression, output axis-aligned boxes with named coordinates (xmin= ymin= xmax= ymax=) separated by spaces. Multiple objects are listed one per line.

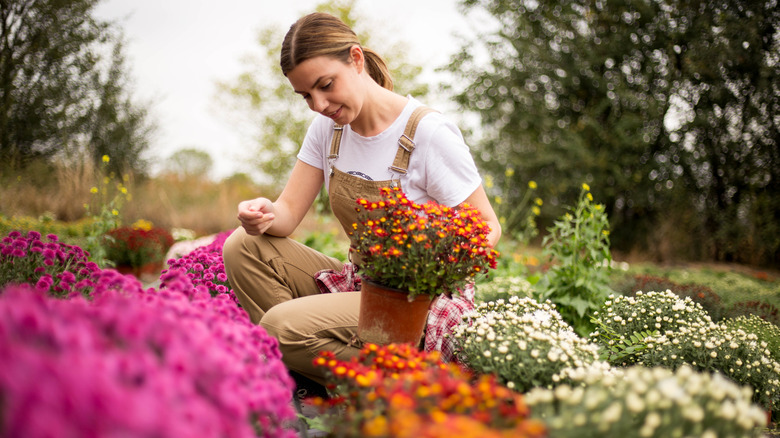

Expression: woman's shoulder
xmin=405 ymin=99 xmax=464 ymax=146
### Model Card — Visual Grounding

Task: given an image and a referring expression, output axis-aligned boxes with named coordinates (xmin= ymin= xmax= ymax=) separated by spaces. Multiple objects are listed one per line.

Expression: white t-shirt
xmin=297 ymin=97 xmax=482 ymax=207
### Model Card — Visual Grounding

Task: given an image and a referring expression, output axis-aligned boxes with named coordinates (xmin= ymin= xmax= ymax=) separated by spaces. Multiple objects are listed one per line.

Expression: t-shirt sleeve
xmin=297 ymin=116 xmax=328 ymax=170
xmin=418 ymin=116 xmax=482 ymax=207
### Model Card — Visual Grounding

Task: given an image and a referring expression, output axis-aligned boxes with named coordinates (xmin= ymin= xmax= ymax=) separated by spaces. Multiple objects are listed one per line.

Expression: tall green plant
xmin=82 ymin=155 xmax=130 ymax=267
xmin=486 ymin=169 xmax=542 ymax=246
xmin=535 ymin=183 xmax=612 ymax=336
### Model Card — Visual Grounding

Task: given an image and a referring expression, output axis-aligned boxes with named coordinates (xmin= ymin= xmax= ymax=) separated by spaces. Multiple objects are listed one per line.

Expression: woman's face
xmin=287 ymin=50 xmax=364 ymax=125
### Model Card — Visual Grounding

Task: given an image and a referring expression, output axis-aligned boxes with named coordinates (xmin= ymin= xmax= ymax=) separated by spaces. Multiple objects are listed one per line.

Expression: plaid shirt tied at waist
xmin=313 ymin=263 xmax=474 ymax=363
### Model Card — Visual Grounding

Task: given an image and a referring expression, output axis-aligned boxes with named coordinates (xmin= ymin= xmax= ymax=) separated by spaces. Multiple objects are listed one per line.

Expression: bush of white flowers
xmin=525 ymin=365 xmax=767 ymax=438
xmin=590 ymin=290 xmax=715 ymax=365
xmin=475 ymin=276 xmax=535 ymax=304
xmin=452 ymin=296 xmax=600 ymax=392
xmin=592 ymin=290 xmax=780 ymax=411
xmin=724 ymin=314 xmax=780 ymax=360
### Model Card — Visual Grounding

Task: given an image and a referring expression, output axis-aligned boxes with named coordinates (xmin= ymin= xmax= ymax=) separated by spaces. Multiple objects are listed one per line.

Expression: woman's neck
xmin=349 ymin=85 xmax=408 ymax=137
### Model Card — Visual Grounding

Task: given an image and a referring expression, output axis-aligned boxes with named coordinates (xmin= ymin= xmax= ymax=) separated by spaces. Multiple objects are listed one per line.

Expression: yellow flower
xmin=528 ymin=180 xmax=537 ymax=189
xmin=484 ymin=174 xmax=494 ymax=189
xmin=132 ymin=219 xmax=153 ymax=231
xmin=587 ymin=193 xmax=593 ymax=201
xmin=90 ymin=187 xmax=98 ymax=194
xmin=120 ymin=187 xmax=128 ymax=195
xmin=111 ymin=209 xmax=119 ymax=216
xmin=603 ymin=230 xmax=610 ymax=236
xmin=102 ymin=155 xmax=110 ymax=163
xmin=505 ymin=168 xmax=515 ymax=177
xmin=535 ymin=197 xmax=543 ymax=206
xmin=494 ymin=196 xmax=503 ymax=205
xmin=582 ymin=182 xmax=590 ymax=191
xmin=532 ymin=206 xmax=541 ymax=216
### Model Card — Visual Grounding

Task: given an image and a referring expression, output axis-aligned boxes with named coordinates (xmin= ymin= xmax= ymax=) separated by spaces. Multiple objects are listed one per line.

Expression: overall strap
xmin=327 ymin=105 xmax=438 ymax=175
xmin=389 ymin=106 xmax=438 ymax=175
xmin=327 ymin=125 xmax=344 ymax=175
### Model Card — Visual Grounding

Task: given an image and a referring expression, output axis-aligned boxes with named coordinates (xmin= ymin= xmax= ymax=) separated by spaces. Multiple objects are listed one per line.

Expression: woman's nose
xmin=310 ymin=94 xmax=327 ymax=113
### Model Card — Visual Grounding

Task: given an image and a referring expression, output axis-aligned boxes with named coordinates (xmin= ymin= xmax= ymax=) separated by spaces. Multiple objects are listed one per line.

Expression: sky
xmin=94 ymin=0 xmax=482 ymax=180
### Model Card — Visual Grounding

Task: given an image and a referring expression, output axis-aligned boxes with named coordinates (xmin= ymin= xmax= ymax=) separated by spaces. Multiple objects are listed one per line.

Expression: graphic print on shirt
xmin=347 ymin=171 xmax=374 ymax=181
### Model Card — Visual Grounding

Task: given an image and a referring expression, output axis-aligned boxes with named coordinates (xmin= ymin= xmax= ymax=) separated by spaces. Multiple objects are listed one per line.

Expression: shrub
xmin=475 ymin=276 xmax=535 ymax=304
xmin=311 ymin=343 xmax=546 ymax=438
xmin=0 ymin=230 xmax=102 ymax=298
xmin=453 ymin=296 xmax=601 ymax=392
xmin=625 ymin=275 xmax=726 ymax=321
xmin=726 ymin=300 xmax=780 ymax=327
xmin=590 ymin=290 xmax=713 ymax=365
xmin=723 ymin=315 xmax=780 ymax=360
xmin=0 ymin=271 xmax=297 ymax=438
xmin=592 ymin=290 xmax=780 ymax=411
xmin=103 ymin=224 xmax=174 ymax=268
xmin=525 ymin=365 xmax=767 ymax=438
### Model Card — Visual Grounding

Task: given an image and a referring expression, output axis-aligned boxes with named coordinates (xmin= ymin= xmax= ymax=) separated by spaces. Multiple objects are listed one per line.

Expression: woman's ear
xmin=349 ymin=45 xmax=364 ymax=73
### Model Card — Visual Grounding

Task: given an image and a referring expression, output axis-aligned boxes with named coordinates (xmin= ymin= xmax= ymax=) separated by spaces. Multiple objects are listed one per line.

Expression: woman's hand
xmin=237 ymin=198 xmax=277 ymax=236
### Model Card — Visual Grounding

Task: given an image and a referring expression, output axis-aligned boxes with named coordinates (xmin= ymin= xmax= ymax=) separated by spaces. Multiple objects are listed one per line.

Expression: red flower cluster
xmin=103 ymin=226 xmax=174 ymax=268
xmin=311 ymin=343 xmax=546 ymax=438
xmin=353 ymin=187 xmax=499 ymax=298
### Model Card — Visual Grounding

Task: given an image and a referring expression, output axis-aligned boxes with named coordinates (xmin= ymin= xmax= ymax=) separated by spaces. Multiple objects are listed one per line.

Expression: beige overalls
xmin=223 ymin=107 xmax=435 ymax=385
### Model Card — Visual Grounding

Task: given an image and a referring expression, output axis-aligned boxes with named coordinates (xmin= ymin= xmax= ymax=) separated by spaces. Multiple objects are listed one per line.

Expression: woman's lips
xmin=327 ymin=107 xmax=342 ymax=120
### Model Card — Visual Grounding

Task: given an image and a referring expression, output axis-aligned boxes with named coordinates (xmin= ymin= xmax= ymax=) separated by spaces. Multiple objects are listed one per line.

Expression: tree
xmin=216 ymin=0 xmax=430 ymax=188
xmin=164 ymin=147 xmax=214 ymax=179
xmin=0 ymin=0 xmax=153 ymax=174
xmin=447 ymin=0 xmax=779 ymax=265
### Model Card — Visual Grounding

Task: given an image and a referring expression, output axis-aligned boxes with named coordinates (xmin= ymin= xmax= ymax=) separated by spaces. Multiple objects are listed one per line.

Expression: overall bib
xmin=223 ymin=107 xmax=436 ymax=385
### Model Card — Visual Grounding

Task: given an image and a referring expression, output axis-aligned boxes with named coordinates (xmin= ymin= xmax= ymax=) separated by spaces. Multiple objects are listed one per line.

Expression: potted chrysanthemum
xmin=103 ymin=220 xmax=174 ymax=279
xmin=350 ymin=186 xmax=499 ymax=346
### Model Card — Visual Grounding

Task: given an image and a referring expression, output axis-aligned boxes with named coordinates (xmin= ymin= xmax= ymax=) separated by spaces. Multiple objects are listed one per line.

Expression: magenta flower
xmin=163 ymin=230 xmax=240 ymax=307
xmin=0 ymin=230 xmax=101 ymax=298
xmin=0 ymin=271 xmax=297 ymax=438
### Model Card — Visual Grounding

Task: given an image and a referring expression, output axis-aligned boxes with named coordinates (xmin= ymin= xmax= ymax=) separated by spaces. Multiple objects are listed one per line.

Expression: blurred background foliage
xmin=447 ymin=0 xmax=779 ymax=267
xmin=1 ymin=0 xmax=778 ymax=269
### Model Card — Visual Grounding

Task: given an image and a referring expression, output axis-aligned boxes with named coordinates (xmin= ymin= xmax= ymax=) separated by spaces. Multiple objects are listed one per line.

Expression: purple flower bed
xmin=0 ymin=230 xmax=297 ymax=438
xmin=164 ymin=230 xmax=240 ymax=306
xmin=0 ymin=230 xmax=102 ymax=297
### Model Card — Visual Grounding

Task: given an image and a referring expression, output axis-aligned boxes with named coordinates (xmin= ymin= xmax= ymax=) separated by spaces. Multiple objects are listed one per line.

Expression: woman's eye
xmin=321 ymin=81 xmax=332 ymax=90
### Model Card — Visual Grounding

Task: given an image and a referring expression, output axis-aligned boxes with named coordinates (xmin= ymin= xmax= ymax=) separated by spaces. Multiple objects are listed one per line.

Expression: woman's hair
xmin=280 ymin=12 xmax=393 ymax=90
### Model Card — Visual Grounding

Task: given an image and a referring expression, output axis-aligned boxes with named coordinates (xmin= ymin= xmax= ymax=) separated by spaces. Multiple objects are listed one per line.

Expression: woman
xmin=222 ymin=12 xmax=500 ymax=388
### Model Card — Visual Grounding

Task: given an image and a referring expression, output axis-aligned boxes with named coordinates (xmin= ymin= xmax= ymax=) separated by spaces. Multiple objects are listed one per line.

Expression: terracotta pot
xmin=355 ymin=279 xmax=433 ymax=347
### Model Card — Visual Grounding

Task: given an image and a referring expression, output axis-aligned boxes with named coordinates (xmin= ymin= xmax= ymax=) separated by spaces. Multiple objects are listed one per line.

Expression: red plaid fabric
xmin=314 ymin=263 xmax=474 ymax=363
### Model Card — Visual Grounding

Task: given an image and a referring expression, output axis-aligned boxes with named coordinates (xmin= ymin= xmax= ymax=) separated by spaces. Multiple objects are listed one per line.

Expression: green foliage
xmin=0 ymin=214 xmax=94 ymax=243
xmin=475 ymin=275 xmax=535 ymax=304
xmin=0 ymin=0 xmax=153 ymax=175
xmin=301 ymin=229 xmax=348 ymax=262
xmin=591 ymin=315 xmax=659 ymax=365
xmin=215 ymin=0 xmax=430 ymax=190
xmin=614 ymin=274 xmax=727 ymax=321
xmin=164 ymin=148 xmax=215 ymax=179
xmin=535 ymin=184 xmax=612 ymax=336
xmin=485 ymin=169 xmax=542 ymax=246
xmin=82 ymin=156 xmax=130 ymax=267
xmin=448 ymin=0 xmax=780 ymax=266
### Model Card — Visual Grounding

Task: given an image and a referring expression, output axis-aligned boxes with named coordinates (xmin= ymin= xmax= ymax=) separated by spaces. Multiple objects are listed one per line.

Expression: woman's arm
xmin=236 ymin=160 xmax=324 ymax=237
xmin=460 ymin=184 xmax=502 ymax=248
